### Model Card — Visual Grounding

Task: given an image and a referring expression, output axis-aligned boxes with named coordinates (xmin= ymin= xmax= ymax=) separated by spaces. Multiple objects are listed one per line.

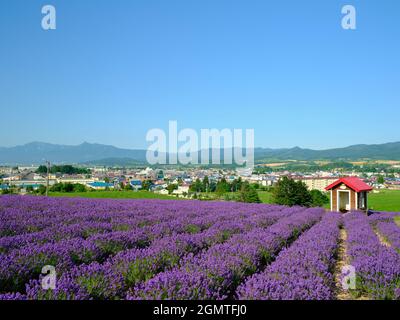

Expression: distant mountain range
xmin=1 ymin=141 xmax=400 ymax=166
xmin=0 ymin=142 xmax=146 ymax=166
xmin=254 ymin=141 xmax=400 ymax=162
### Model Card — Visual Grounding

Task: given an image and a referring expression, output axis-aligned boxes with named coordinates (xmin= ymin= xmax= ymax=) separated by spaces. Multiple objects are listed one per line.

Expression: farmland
xmin=1 ymin=196 xmax=400 ymax=300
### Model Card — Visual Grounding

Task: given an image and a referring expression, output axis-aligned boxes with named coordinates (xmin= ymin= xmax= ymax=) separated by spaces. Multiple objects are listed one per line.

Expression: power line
xmin=45 ymin=160 xmax=51 ymax=197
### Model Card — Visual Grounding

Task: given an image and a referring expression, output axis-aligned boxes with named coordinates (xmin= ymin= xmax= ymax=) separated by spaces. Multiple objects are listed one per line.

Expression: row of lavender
xmin=369 ymin=212 xmax=400 ymax=253
xmin=346 ymin=212 xmax=400 ymax=299
xmin=1 ymin=195 xmax=400 ymax=300
xmin=0 ymin=196 xmax=291 ymax=299
xmin=1 ymin=196 xmax=281 ymax=241
xmin=236 ymin=211 xmax=400 ymax=300
xmin=237 ymin=212 xmax=342 ymax=299
xmin=129 ymin=207 xmax=324 ymax=300
xmin=25 ymin=206 xmax=306 ymax=300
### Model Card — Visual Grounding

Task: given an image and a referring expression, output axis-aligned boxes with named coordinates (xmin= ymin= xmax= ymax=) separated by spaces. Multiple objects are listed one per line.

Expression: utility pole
xmin=45 ymin=160 xmax=51 ymax=197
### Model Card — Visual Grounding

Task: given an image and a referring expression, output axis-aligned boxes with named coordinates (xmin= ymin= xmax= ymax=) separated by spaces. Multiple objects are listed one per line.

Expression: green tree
xmin=141 ymin=180 xmax=153 ymax=191
xmin=50 ymin=182 xmax=86 ymax=193
xmin=209 ymin=181 xmax=217 ymax=192
xmin=272 ymin=176 xmax=312 ymax=207
xmin=202 ymin=176 xmax=210 ymax=192
xmin=247 ymin=188 xmax=261 ymax=203
xmin=251 ymin=183 xmax=260 ymax=190
xmin=36 ymin=165 xmax=90 ymax=175
xmin=310 ymin=189 xmax=329 ymax=207
xmin=124 ymin=183 xmax=133 ymax=191
xmin=73 ymin=183 xmax=87 ymax=192
xmin=50 ymin=183 xmax=62 ymax=192
xmin=216 ymin=178 xmax=230 ymax=196
xmin=230 ymin=178 xmax=243 ymax=192
xmin=62 ymin=183 xmax=75 ymax=192
xmin=37 ymin=185 xmax=47 ymax=195
xmin=377 ymin=175 xmax=385 ymax=184
xmin=166 ymin=184 xmax=178 ymax=194
xmin=190 ymin=179 xmax=203 ymax=193
xmin=238 ymin=181 xmax=261 ymax=203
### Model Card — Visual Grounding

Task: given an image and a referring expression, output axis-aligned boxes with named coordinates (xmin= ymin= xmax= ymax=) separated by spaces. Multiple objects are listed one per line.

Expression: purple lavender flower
xmin=0 ymin=292 xmax=27 ymax=300
xmin=131 ymin=208 xmax=323 ymax=300
xmin=3 ymin=195 xmax=398 ymax=300
xmin=237 ymin=213 xmax=341 ymax=300
xmin=375 ymin=220 xmax=400 ymax=252
xmin=345 ymin=212 xmax=400 ymax=299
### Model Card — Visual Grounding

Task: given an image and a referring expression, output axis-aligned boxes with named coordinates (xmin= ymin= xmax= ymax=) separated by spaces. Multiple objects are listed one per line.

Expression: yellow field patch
xmin=260 ymin=163 xmax=288 ymax=167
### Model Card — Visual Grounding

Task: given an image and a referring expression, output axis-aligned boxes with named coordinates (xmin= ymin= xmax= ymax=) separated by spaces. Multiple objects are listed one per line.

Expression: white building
xmin=172 ymin=185 xmax=190 ymax=195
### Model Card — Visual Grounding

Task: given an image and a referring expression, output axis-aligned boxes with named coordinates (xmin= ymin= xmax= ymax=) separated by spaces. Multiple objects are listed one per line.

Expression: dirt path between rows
xmin=334 ymin=228 xmax=354 ymax=300
xmin=371 ymin=223 xmax=392 ymax=248
xmin=334 ymin=227 xmax=370 ymax=300
xmin=375 ymin=230 xmax=391 ymax=247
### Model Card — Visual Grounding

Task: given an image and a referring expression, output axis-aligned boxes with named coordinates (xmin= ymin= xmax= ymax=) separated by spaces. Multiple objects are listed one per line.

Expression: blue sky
xmin=0 ymin=0 xmax=399 ymax=150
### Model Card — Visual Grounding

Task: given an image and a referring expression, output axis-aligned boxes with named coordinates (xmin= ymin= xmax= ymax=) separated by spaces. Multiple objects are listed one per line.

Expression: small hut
xmin=325 ymin=177 xmax=373 ymax=213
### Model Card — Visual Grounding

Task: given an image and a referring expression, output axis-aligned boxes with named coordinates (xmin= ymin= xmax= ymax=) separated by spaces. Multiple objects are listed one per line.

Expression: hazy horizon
xmin=1 ymin=139 xmax=400 ymax=152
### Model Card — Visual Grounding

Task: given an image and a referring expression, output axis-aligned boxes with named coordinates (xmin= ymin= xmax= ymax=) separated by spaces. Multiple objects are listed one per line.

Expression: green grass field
xmin=368 ymin=190 xmax=400 ymax=212
xmin=49 ymin=190 xmax=178 ymax=200
xmin=47 ymin=189 xmax=400 ymax=212
xmin=257 ymin=190 xmax=400 ymax=212
xmin=257 ymin=191 xmax=274 ymax=204
xmin=258 ymin=191 xmax=330 ymax=209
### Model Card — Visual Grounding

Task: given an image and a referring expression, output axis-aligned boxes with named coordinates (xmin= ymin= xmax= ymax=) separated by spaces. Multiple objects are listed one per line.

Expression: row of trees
xmin=120 ymin=180 xmax=153 ymax=191
xmin=49 ymin=183 xmax=87 ymax=193
xmin=188 ymin=176 xmax=261 ymax=203
xmin=237 ymin=182 xmax=261 ymax=203
xmin=36 ymin=165 xmax=91 ymax=175
xmin=19 ymin=183 xmax=88 ymax=195
xmin=187 ymin=175 xmax=329 ymax=206
xmin=189 ymin=177 xmax=263 ymax=194
xmin=272 ymin=177 xmax=329 ymax=207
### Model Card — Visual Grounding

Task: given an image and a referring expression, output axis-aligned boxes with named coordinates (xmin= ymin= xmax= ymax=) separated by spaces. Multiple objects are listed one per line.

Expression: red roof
xmin=325 ymin=177 xmax=373 ymax=192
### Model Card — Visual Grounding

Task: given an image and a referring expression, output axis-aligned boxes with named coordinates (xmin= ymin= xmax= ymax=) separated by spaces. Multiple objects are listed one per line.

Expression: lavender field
xmin=0 ymin=196 xmax=399 ymax=300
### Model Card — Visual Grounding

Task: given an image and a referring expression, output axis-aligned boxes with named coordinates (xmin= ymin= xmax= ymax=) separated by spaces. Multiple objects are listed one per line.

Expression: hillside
xmin=1 ymin=141 xmax=400 ymax=165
